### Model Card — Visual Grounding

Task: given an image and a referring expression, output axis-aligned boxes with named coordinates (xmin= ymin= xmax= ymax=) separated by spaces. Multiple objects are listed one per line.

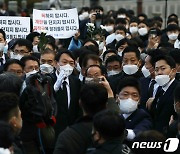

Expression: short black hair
xmin=138 ymin=19 xmax=149 ymax=27
xmin=4 ymin=59 xmax=24 ymax=71
xmin=147 ymin=49 xmax=168 ymax=66
xmin=153 ymin=55 xmax=176 ymax=69
xmin=103 ymin=49 xmax=117 ymax=61
xmin=153 ymin=16 xmax=163 ymax=23
xmin=174 ymin=85 xmax=180 ymax=103
xmin=168 ymin=13 xmax=178 ymax=20
xmin=82 ymin=54 xmax=101 ymax=68
xmin=116 ymin=38 xmax=128 ymax=50
xmin=114 ymin=25 xmax=127 ymax=34
xmin=103 ymin=18 xmax=115 ymax=25
xmin=169 ymin=49 xmax=180 ymax=64
xmin=0 ymin=72 xmax=23 ymax=96
xmin=0 ymin=121 xmax=14 ymax=149
xmin=138 ymin=13 xmax=147 ymax=20
xmin=20 ymin=55 xmax=40 ymax=67
xmin=0 ymin=28 xmax=6 ymax=40
xmin=26 ymin=32 xmax=40 ymax=43
xmin=115 ymin=18 xmax=126 ymax=25
xmin=167 ymin=18 xmax=179 ymax=25
xmin=13 ymin=38 xmax=33 ymax=52
xmin=93 ymin=109 xmax=125 ymax=140
xmin=0 ymin=93 xmax=19 ymax=122
xmin=55 ymin=49 xmax=75 ymax=62
xmin=166 ymin=24 xmax=179 ymax=32
xmin=117 ymin=8 xmax=127 ymax=16
xmin=80 ymin=84 xmax=108 ymax=116
xmin=83 ymin=39 xmax=99 ymax=48
xmin=122 ymin=46 xmax=141 ymax=60
xmin=116 ymin=77 xmax=141 ymax=95
xmin=105 ymin=55 xmax=122 ymax=67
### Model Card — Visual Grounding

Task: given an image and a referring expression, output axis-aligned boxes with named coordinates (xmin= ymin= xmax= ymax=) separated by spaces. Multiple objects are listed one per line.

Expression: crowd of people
xmin=0 ymin=4 xmax=180 ymax=154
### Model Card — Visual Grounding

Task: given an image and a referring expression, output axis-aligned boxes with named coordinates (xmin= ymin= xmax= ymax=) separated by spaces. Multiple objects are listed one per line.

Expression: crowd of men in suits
xmin=0 ymin=5 xmax=180 ymax=154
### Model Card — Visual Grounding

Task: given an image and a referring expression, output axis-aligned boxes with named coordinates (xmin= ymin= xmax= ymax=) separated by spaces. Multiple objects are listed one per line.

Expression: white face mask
xmin=26 ymin=70 xmax=38 ymax=78
xmin=0 ymin=43 xmax=5 ymax=52
xmin=82 ymin=12 xmax=89 ymax=19
xmin=119 ymin=98 xmax=138 ymax=114
xmin=10 ymin=52 xmax=23 ymax=60
xmin=174 ymin=39 xmax=180 ymax=49
xmin=138 ymin=27 xmax=148 ymax=36
xmin=40 ymin=64 xmax=54 ymax=74
xmin=117 ymin=15 xmax=126 ymax=18
xmin=58 ymin=64 xmax=74 ymax=77
xmin=168 ymin=33 xmax=178 ymax=41
xmin=129 ymin=27 xmax=138 ymax=34
xmin=107 ymin=70 xmax=120 ymax=76
xmin=123 ymin=64 xmax=138 ymax=75
xmin=115 ymin=34 xmax=124 ymax=41
xmin=3 ymin=45 xmax=8 ymax=54
xmin=33 ymin=45 xmax=39 ymax=53
xmin=155 ymin=74 xmax=170 ymax=86
xmin=106 ymin=33 xmax=116 ymax=45
xmin=141 ymin=65 xmax=151 ymax=78
xmin=76 ymin=62 xmax=81 ymax=72
xmin=104 ymin=26 xmax=114 ymax=33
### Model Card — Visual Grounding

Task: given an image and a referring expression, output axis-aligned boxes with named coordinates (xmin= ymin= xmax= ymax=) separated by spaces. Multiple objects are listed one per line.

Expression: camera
xmin=84 ymin=77 xmax=104 ymax=84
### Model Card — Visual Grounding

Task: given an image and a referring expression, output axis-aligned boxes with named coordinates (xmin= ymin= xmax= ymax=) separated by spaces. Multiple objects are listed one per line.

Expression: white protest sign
xmin=33 ymin=8 xmax=79 ymax=39
xmin=0 ymin=16 xmax=30 ymax=41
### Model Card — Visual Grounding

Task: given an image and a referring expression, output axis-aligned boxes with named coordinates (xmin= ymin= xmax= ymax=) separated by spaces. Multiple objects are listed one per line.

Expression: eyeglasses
xmin=14 ymin=49 xmax=29 ymax=55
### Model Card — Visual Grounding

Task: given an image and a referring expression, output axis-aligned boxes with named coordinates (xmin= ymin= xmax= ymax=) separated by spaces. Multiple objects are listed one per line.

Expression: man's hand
xmin=146 ymin=97 xmax=155 ymax=110
xmin=99 ymin=76 xmax=114 ymax=98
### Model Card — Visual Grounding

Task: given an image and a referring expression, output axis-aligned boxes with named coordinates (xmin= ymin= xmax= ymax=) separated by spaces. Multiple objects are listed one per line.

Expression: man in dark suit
xmin=0 ymin=29 xmax=9 ymax=73
xmin=150 ymin=55 xmax=179 ymax=133
xmin=116 ymin=77 xmax=152 ymax=141
xmin=53 ymin=50 xmax=82 ymax=139
xmin=110 ymin=46 xmax=143 ymax=95
xmin=139 ymin=49 xmax=166 ymax=109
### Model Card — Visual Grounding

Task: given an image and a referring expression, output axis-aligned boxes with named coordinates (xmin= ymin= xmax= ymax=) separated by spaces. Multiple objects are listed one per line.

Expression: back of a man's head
xmin=0 ymin=93 xmax=19 ymax=122
xmin=0 ymin=72 xmax=23 ymax=96
xmin=93 ymin=110 xmax=125 ymax=140
xmin=80 ymin=84 xmax=108 ymax=116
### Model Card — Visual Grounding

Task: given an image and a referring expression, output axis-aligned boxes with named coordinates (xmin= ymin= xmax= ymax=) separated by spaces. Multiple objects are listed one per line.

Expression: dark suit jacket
xmin=139 ymin=77 xmax=151 ymax=109
xmin=110 ymin=71 xmax=143 ymax=95
xmin=0 ymin=53 xmax=9 ymax=74
xmin=123 ymin=109 xmax=152 ymax=135
xmin=54 ymin=75 xmax=82 ymax=139
xmin=151 ymin=79 xmax=179 ymax=133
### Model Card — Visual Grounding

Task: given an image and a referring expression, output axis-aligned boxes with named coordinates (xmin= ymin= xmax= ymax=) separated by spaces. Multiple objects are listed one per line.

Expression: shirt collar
xmin=162 ymin=78 xmax=175 ymax=92
xmin=1 ymin=53 xmax=5 ymax=64
xmin=122 ymin=113 xmax=132 ymax=119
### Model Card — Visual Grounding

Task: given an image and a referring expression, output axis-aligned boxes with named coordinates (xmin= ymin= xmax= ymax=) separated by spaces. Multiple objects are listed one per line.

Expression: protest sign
xmin=0 ymin=16 xmax=30 ymax=41
xmin=33 ymin=8 xmax=79 ymax=39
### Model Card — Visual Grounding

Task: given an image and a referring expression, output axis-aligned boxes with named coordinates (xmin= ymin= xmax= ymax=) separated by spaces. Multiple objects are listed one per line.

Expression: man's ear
xmin=9 ymin=116 xmax=17 ymax=128
xmin=137 ymin=60 xmax=142 ymax=68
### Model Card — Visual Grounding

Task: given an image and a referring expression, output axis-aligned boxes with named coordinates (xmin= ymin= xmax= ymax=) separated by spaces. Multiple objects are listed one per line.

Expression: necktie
xmin=62 ymin=81 xmax=68 ymax=108
xmin=156 ymin=86 xmax=164 ymax=108
xmin=148 ymin=80 xmax=156 ymax=97
xmin=0 ymin=58 xmax=3 ymax=66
